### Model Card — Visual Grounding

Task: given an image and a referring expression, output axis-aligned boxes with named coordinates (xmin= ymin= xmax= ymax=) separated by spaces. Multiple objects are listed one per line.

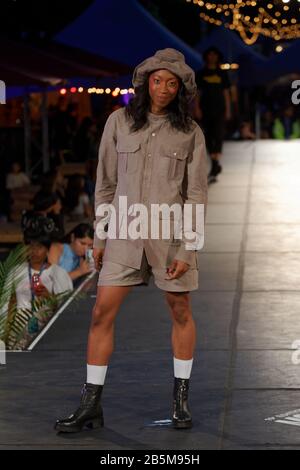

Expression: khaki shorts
xmin=97 ymin=249 xmax=198 ymax=292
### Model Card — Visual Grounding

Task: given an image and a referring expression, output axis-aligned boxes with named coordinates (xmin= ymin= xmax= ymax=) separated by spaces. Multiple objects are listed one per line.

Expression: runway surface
xmin=1 ymin=140 xmax=300 ymax=450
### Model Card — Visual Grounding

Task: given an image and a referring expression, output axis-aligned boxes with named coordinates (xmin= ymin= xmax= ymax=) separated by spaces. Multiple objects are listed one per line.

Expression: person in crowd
xmin=30 ymin=190 xmax=65 ymax=240
xmin=73 ymin=117 xmax=99 ymax=162
xmin=260 ymin=109 xmax=274 ymax=139
xmin=6 ymin=162 xmax=31 ymax=190
xmin=50 ymin=98 xmax=79 ymax=164
xmin=41 ymin=166 xmax=67 ymax=201
xmin=195 ymin=47 xmax=231 ymax=184
xmin=273 ymin=106 xmax=300 ymax=140
xmin=240 ymin=120 xmax=256 ymax=140
xmin=64 ymin=174 xmax=93 ymax=218
xmin=48 ymin=223 xmax=94 ymax=281
xmin=3 ymin=215 xmax=73 ymax=322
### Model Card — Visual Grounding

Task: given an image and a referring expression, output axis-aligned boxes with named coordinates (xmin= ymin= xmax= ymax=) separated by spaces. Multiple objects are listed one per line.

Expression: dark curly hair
xmin=22 ymin=214 xmax=58 ymax=249
xmin=125 ymin=73 xmax=194 ymax=133
xmin=203 ymin=46 xmax=223 ymax=65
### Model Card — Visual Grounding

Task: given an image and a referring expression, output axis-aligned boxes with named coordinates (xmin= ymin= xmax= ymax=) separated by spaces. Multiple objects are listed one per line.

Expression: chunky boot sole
xmin=55 ymin=415 xmax=104 ymax=433
xmin=208 ymin=175 xmax=218 ymax=184
xmin=172 ymin=419 xmax=193 ymax=429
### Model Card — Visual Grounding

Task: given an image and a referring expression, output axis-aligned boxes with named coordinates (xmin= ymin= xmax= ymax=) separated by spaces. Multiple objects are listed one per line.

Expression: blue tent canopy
xmin=55 ymin=0 xmax=203 ymax=70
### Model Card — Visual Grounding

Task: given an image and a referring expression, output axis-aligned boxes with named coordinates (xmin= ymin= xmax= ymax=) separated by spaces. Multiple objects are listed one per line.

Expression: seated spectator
xmin=64 ymin=174 xmax=93 ymax=218
xmin=240 ymin=121 xmax=256 ymax=140
xmin=7 ymin=216 xmax=73 ymax=314
xmin=6 ymin=162 xmax=31 ymax=190
xmin=260 ymin=110 xmax=274 ymax=139
xmin=41 ymin=165 xmax=67 ymax=200
xmin=30 ymin=190 xmax=65 ymax=240
xmin=273 ymin=106 xmax=300 ymax=140
xmin=48 ymin=223 xmax=94 ymax=281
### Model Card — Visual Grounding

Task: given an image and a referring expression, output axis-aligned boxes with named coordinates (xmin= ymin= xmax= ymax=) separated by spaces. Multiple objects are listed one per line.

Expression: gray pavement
xmin=1 ymin=140 xmax=300 ymax=450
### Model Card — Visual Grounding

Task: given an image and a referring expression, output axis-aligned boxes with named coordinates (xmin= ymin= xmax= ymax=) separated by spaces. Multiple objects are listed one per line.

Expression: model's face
xmin=148 ymin=69 xmax=180 ymax=111
xmin=71 ymin=236 xmax=93 ymax=257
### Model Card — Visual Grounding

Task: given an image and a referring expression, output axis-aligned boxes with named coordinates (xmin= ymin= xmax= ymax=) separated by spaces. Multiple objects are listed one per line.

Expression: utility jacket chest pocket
xmin=159 ymin=145 xmax=189 ymax=180
xmin=116 ymin=137 xmax=141 ymax=175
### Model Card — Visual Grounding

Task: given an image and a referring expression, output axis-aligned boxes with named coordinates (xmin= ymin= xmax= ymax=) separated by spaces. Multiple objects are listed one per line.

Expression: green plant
xmin=0 ymin=243 xmax=86 ymax=350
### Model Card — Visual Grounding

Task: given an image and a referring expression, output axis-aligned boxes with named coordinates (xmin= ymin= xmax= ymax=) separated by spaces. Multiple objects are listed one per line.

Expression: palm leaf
xmin=0 ymin=244 xmax=29 ymax=312
xmin=0 ymin=242 xmax=89 ymax=349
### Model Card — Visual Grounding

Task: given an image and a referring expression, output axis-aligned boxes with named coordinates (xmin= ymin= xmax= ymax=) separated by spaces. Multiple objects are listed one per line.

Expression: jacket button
xmin=151 ymin=132 xmax=156 ymax=137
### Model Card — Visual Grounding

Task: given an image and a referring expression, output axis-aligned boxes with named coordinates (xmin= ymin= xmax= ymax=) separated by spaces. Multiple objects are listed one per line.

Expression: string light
xmin=186 ymin=0 xmax=300 ymax=44
xmin=220 ymin=62 xmax=240 ymax=69
xmin=60 ymin=87 xmax=134 ymax=96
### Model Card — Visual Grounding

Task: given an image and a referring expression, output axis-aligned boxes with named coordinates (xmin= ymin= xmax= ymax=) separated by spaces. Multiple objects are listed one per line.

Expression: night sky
xmin=0 ymin=0 xmax=205 ymax=45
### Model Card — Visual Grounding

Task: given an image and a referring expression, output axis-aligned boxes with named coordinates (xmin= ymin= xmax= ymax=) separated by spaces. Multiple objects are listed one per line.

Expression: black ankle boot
xmin=54 ymin=383 xmax=104 ymax=433
xmin=172 ymin=377 xmax=193 ymax=429
xmin=209 ymin=159 xmax=222 ymax=177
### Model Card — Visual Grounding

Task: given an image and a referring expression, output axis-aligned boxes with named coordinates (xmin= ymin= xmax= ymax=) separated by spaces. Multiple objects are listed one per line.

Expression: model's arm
xmin=176 ymin=126 xmax=208 ymax=265
xmin=93 ymin=112 xmax=118 ymax=250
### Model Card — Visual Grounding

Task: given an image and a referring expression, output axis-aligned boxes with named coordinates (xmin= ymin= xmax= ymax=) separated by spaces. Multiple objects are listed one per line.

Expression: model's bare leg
xmin=165 ymin=291 xmax=196 ymax=359
xmin=87 ymin=285 xmax=133 ymax=365
xmin=55 ymin=284 xmax=133 ymax=433
xmin=165 ymin=290 xmax=195 ymax=429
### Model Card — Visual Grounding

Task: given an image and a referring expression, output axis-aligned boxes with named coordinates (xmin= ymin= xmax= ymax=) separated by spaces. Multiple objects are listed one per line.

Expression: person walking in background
xmin=195 ymin=47 xmax=231 ymax=184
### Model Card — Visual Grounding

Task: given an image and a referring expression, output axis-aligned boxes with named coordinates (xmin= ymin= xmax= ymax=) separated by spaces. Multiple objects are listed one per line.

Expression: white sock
xmin=173 ymin=357 xmax=193 ymax=379
xmin=87 ymin=364 xmax=108 ymax=385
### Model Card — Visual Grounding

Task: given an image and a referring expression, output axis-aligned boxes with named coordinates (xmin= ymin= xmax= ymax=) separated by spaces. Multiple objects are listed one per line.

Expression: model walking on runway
xmin=55 ymin=48 xmax=208 ymax=432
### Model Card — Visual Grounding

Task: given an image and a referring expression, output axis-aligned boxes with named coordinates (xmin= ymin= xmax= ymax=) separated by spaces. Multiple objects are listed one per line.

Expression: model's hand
xmin=93 ymin=247 xmax=105 ymax=272
xmin=165 ymin=259 xmax=190 ymax=280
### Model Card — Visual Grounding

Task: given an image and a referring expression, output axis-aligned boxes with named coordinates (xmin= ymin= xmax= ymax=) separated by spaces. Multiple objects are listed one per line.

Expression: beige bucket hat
xmin=132 ymin=48 xmax=197 ymax=102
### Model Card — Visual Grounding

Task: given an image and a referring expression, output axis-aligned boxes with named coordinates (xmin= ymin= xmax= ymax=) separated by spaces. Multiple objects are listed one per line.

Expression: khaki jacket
xmin=93 ymin=107 xmax=208 ymax=269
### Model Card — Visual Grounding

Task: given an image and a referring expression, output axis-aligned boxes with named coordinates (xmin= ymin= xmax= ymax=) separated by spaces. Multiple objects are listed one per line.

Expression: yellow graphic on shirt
xmin=203 ymin=75 xmax=222 ymax=84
